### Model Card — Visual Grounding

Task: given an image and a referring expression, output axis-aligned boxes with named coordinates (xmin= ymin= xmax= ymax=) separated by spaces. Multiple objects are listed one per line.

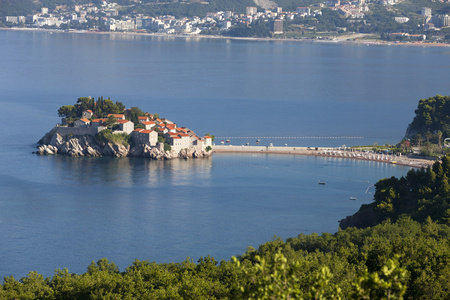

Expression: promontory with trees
xmin=36 ymin=97 xmax=213 ymax=159
xmin=3 ymin=94 xmax=450 ymax=298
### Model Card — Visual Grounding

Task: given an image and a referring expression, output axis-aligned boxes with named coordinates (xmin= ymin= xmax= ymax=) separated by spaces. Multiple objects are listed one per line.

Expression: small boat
xmin=226 ymin=140 xmax=230 ymax=143
xmin=318 ymin=181 xmax=326 ymax=185
xmin=221 ymin=140 xmax=224 ymax=145
xmin=349 ymin=197 xmax=358 ymax=200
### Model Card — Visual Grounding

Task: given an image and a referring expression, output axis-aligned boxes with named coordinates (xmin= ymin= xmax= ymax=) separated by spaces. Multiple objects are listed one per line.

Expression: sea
xmin=0 ymin=30 xmax=449 ymax=278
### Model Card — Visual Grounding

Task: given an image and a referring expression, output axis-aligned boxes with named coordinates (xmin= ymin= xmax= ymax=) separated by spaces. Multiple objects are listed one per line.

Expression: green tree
xmin=205 ymin=133 xmax=215 ymax=141
xmin=437 ymin=130 xmax=443 ymax=147
xmin=57 ymin=105 xmax=76 ymax=118
xmin=350 ymin=257 xmax=407 ymax=300
xmin=164 ymin=143 xmax=172 ymax=152
xmin=75 ymin=97 xmax=94 ymax=117
xmin=128 ymin=106 xmax=146 ymax=126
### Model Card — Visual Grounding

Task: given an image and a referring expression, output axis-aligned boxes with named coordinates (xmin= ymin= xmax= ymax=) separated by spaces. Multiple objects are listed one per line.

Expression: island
xmin=36 ymin=97 xmax=213 ymax=159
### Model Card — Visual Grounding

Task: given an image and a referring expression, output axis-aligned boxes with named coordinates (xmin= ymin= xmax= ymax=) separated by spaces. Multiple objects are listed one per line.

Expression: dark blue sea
xmin=0 ymin=30 xmax=449 ymax=278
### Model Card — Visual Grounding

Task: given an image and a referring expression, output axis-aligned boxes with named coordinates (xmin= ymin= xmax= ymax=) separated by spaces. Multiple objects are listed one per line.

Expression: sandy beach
xmin=213 ymin=145 xmax=436 ymax=168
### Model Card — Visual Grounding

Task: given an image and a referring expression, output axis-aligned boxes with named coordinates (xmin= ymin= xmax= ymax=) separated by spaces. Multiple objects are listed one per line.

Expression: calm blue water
xmin=0 ymin=30 xmax=449 ymax=278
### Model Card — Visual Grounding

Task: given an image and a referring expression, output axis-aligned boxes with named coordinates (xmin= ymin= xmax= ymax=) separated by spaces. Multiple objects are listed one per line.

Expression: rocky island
xmin=36 ymin=97 xmax=213 ymax=160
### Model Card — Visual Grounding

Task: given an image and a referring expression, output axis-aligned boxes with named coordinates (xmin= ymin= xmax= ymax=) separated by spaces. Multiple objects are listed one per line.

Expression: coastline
xmin=2 ymin=27 xmax=450 ymax=48
xmin=213 ymin=145 xmax=435 ymax=168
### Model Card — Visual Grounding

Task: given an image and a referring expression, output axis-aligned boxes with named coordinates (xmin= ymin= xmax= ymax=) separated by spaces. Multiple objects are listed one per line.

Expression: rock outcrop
xmin=35 ymin=131 xmax=212 ymax=160
xmin=338 ymin=204 xmax=377 ymax=230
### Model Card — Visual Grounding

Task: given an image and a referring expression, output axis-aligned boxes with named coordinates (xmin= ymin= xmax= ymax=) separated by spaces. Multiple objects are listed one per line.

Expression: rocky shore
xmin=35 ymin=131 xmax=212 ymax=160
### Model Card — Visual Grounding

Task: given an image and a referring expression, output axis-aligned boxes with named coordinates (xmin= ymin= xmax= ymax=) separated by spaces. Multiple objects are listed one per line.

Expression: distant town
xmin=3 ymin=0 xmax=450 ymax=42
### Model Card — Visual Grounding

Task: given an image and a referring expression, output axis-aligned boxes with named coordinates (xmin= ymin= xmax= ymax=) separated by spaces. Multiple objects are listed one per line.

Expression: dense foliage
xmin=57 ymin=96 xmax=126 ymax=125
xmin=406 ymin=95 xmax=450 ymax=140
xmin=96 ymin=128 xmax=130 ymax=147
xmin=1 ymin=218 xmax=450 ymax=299
xmin=0 ymin=0 xmax=37 ymax=19
xmin=122 ymin=0 xmax=257 ymax=18
xmin=225 ymin=20 xmax=271 ymax=38
xmin=342 ymin=155 xmax=450 ymax=230
xmin=374 ymin=158 xmax=450 ymax=224
xmin=274 ymin=0 xmax=323 ymax=12
xmin=0 ymin=0 xmax=103 ymax=18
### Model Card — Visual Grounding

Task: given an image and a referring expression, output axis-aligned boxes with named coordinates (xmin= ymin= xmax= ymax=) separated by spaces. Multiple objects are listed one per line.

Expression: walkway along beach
xmin=213 ymin=145 xmax=435 ymax=168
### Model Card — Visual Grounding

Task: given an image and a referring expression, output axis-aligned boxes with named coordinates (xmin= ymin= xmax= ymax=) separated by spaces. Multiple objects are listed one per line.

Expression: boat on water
xmin=318 ymin=180 xmax=326 ymax=185
xmin=349 ymin=197 xmax=358 ymax=200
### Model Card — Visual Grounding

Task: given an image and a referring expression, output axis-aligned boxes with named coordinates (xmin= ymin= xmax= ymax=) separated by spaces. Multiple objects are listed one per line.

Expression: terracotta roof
xmin=80 ymin=118 xmax=90 ymax=123
xmin=172 ymin=136 xmax=181 ymax=139
xmin=179 ymin=133 xmax=190 ymax=137
xmin=107 ymin=114 xmax=125 ymax=118
xmin=204 ymin=136 xmax=212 ymax=139
xmin=116 ymin=119 xmax=131 ymax=124
xmin=143 ymin=121 xmax=155 ymax=125
xmin=86 ymin=110 xmax=93 ymax=113
xmin=138 ymin=116 xmax=148 ymax=120
xmin=134 ymin=129 xmax=144 ymax=132
xmin=91 ymin=119 xmax=104 ymax=123
xmin=141 ymin=130 xmax=153 ymax=134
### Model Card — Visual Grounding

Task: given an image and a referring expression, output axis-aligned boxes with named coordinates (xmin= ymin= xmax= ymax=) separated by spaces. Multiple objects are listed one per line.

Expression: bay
xmin=0 ymin=30 xmax=449 ymax=278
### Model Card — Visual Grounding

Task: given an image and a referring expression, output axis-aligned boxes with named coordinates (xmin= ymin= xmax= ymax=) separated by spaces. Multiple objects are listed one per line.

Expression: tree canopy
xmin=406 ymin=95 xmax=450 ymax=139
xmin=2 ymin=217 xmax=450 ymax=299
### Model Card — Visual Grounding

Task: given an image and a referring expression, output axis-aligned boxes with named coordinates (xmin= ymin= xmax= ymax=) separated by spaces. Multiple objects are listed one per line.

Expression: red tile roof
xmin=116 ymin=119 xmax=131 ymax=124
xmin=107 ymin=114 xmax=125 ymax=118
xmin=142 ymin=121 xmax=155 ymax=125
xmin=141 ymin=130 xmax=153 ymax=134
xmin=80 ymin=118 xmax=90 ymax=123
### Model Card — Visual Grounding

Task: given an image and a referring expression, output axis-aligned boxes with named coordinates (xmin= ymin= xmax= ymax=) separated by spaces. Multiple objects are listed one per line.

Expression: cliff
xmin=35 ymin=131 xmax=212 ymax=160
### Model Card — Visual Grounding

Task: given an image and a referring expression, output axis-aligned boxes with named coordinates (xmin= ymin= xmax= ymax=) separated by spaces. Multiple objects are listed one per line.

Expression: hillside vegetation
xmin=1 ymin=217 xmax=449 ymax=299
xmin=405 ymin=95 xmax=450 ymax=140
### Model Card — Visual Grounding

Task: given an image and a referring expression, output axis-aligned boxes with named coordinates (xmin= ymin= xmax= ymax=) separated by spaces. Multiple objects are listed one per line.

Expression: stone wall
xmin=53 ymin=126 xmax=106 ymax=137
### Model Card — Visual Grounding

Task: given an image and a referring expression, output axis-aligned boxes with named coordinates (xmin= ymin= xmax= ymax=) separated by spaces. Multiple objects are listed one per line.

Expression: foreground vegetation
xmin=1 ymin=217 xmax=449 ymax=299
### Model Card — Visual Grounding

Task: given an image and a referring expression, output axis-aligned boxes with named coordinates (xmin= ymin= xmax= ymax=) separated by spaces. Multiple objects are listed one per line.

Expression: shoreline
xmin=213 ymin=145 xmax=435 ymax=168
xmin=2 ymin=27 xmax=450 ymax=48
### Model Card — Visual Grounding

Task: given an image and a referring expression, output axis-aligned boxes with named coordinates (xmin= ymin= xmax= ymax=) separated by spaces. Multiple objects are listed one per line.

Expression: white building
xmin=395 ymin=17 xmax=409 ymax=24
xmin=246 ymin=7 xmax=258 ymax=16
xmin=116 ymin=120 xmax=134 ymax=134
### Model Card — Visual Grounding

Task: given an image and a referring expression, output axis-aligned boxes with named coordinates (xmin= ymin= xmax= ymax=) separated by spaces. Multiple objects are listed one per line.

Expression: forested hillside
xmin=405 ymin=95 xmax=450 ymax=140
xmin=0 ymin=0 xmax=102 ymax=18
xmin=1 ymin=217 xmax=449 ymax=299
